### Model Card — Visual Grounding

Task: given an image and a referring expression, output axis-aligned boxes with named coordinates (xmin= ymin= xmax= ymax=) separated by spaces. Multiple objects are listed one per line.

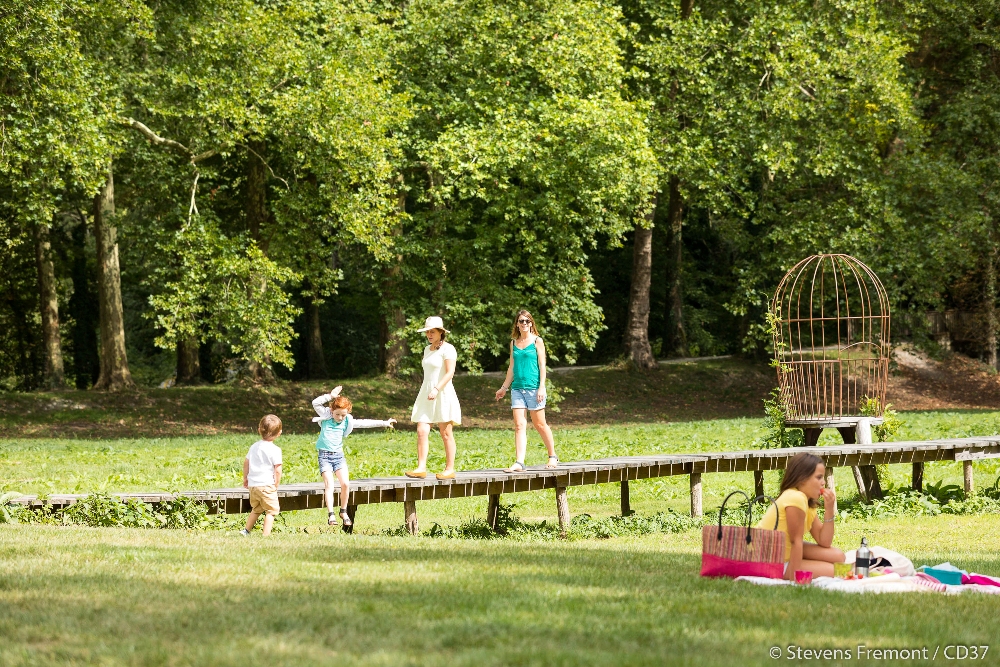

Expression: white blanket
xmin=735 ymin=573 xmax=990 ymax=594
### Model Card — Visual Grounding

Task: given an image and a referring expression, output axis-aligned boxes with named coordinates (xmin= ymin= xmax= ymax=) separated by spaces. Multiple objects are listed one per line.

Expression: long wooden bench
xmin=12 ymin=436 xmax=1000 ymax=535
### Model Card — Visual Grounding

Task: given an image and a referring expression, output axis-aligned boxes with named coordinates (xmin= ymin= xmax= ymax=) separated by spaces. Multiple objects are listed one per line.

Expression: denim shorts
xmin=510 ymin=388 xmax=545 ymax=411
xmin=318 ymin=449 xmax=347 ymax=475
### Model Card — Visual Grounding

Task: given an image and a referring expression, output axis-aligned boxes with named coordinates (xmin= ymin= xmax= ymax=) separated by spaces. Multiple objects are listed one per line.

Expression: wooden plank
xmin=15 ymin=437 xmax=1000 ymax=515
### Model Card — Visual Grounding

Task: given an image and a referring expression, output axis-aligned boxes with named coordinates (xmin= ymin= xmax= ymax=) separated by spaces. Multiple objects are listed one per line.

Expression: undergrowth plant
xmin=758 ymin=388 xmax=803 ymax=449
xmin=3 ymin=493 xmax=231 ymax=529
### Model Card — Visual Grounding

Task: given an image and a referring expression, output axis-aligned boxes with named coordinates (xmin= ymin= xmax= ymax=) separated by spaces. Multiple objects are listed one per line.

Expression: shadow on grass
xmin=2 ymin=529 xmax=999 ymax=667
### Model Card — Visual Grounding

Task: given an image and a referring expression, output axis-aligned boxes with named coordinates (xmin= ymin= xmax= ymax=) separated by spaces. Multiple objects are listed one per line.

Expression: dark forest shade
xmin=67 ymin=217 xmax=101 ymax=389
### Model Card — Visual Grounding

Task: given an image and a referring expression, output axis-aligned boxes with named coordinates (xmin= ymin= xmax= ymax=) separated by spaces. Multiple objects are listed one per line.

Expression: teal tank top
xmin=511 ymin=341 xmax=540 ymax=390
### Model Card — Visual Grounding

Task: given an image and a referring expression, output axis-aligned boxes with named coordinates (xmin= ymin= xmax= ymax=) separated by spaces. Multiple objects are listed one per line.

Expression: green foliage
xmin=0 ymin=492 xmax=27 ymax=524
xmin=859 ymin=397 xmax=904 ymax=442
xmin=758 ymin=388 xmax=803 ymax=448
xmin=147 ymin=221 xmax=302 ymax=370
xmin=923 ymin=480 xmax=966 ymax=505
xmin=4 ymin=493 xmax=213 ymax=529
xmin=390 ymin=0 xmax=659 ymax=370
xmin=417 ymin=503 xmax=705 ymax=541
xmin=568 ymin=510 xmax=703 ymax=539
xmin=841 ymin=478 xmax=1000 ymax=520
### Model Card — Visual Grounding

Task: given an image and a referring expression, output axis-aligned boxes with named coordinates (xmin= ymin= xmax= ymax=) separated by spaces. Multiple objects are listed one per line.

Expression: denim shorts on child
xmin=318 ymin=449 xmax=347 ymax=475
xmin=510 ymin=387 xmax=545 ymax=411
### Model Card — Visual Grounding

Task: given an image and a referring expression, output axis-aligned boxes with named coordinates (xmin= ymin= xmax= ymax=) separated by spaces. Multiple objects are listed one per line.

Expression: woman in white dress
xmin=406 ymin=316 xmax=461 ymax=480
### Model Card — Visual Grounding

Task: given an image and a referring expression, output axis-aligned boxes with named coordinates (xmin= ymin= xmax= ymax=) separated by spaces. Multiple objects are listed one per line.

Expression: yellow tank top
xmin=756 ymin=488 xmax=817 ymax=562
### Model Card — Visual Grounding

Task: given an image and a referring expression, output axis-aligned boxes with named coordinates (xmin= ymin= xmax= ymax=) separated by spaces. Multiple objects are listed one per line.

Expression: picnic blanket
xmin=735 ymin=570 xmax=1000 ymax=595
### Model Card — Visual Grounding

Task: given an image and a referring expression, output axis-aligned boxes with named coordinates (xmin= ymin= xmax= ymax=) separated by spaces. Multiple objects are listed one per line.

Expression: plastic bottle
xmin=855 ymin=536 xmax=871 ymax=577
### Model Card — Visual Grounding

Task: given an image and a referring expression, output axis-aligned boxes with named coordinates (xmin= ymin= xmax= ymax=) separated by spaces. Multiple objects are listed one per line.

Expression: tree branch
xmin=124 ymin=118 xmax=217 ymax=164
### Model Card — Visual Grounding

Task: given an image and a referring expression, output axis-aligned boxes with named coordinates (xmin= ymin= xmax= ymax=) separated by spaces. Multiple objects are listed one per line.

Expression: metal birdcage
xmin=771 ymin=254 xmax=891 ymax=422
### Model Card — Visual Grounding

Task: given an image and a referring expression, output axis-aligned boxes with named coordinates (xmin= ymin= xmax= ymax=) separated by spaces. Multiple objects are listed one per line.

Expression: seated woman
xmin=757 ymin=452 xmax=845 ymax=579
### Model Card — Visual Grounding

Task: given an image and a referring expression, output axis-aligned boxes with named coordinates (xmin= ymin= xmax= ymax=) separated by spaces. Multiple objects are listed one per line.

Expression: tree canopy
xmin=1 ymin=0 xmax=997 ymax=389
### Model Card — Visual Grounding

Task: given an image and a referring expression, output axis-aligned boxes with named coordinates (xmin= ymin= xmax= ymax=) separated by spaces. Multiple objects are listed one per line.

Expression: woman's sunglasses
xmin=518 ymin=319 xmax=531 ymax=324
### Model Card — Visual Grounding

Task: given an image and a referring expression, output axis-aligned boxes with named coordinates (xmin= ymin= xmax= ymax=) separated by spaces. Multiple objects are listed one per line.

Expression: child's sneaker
xmin=239 ymin=528 xmax=250 ymax=536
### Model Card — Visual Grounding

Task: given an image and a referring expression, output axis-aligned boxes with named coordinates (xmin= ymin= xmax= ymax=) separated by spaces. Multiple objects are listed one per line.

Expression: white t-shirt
xmin=246 ymin=440 xmax=282 ymax=487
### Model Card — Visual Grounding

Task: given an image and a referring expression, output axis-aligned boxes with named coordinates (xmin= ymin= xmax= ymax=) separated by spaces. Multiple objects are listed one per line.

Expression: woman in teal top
xmin=495 ymin=310 xmax=559 ymax=472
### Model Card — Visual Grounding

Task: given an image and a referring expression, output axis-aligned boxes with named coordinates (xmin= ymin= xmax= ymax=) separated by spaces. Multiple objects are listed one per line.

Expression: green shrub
xmin=569 ymin=510 xmax=703 ymax=539
xmin=757 ymin=389 xmax=803 ymax=449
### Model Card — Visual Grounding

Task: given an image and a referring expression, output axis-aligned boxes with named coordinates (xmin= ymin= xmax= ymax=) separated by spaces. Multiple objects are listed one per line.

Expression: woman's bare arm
xmin=809 ymin=488 xmax=836 ymax=547
xmin=430 ymin=357 xmax=457 ymax=400
xmin=536 ymin=337 xmax=547 ymax=400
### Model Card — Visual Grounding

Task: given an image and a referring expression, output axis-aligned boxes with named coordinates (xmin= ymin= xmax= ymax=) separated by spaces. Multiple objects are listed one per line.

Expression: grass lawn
xmin=5 ymin=361 xmax=1000 ymax=665
xmin=3 ymin=410 xmax=1000 ymax=531
xmin=2 ymin=516 xmax=999 ymax=667
xmin=0 ymin=358 xmax=776 ymax=438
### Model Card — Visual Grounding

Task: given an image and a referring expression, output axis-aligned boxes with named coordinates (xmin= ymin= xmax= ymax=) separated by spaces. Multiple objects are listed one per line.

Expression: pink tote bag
xmin=701 ymin=491 xmax=786 ymax=579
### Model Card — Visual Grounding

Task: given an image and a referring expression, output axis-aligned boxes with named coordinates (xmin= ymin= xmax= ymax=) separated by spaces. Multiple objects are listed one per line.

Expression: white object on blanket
xmin=811 ymin=574 xmax=929 ymax=594
xmin=735 ymin=576 xmax=793 ymax=586
xmin=844 ymin=546 xmax=915 ymax=576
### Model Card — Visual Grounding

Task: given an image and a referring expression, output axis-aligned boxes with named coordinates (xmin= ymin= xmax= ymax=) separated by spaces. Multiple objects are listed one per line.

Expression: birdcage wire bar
xmin=771 ymin=254 xmax=890 ymax=421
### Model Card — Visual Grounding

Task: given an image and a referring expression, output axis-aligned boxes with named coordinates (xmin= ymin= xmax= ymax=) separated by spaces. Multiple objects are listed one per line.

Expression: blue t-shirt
xmin=316 ymin=414 xmax=353 ymax=452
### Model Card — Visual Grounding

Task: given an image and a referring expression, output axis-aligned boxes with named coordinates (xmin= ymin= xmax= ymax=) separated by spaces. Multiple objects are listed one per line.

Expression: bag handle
xmin=716 ymin=490 xmax=751 ymax=541
xmin=752 ymin=494 xmax=781 ymax=532
xmin=716 ymin=491 xmax=780 ymax=545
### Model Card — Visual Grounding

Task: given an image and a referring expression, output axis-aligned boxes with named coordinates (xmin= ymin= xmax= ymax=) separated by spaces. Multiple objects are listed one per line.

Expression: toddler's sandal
xmin=328 ymin=511 xmax=337 ymax=527
xmin=505 ymin=462 xmax=526 ymax=473
xmin=545 ymin=456 xmax=559 ymax=469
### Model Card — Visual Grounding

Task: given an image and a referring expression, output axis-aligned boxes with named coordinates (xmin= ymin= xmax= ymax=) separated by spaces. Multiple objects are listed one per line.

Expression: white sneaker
xmin=239 ymin=528 xmax=250 ymax=536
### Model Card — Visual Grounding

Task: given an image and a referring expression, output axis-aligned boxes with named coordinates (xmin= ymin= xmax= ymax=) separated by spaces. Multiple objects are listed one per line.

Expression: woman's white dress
xmin=411 ymin=342 xmax=462 ymax=425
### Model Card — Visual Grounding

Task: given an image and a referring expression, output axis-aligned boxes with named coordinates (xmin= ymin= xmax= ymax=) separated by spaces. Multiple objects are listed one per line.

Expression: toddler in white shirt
xmin=240 ymin=414 xmax=283 ymax=537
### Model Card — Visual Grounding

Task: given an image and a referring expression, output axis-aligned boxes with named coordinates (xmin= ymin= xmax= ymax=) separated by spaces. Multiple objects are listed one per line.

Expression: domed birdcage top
xmin=770 ymin=254 xmax=891 ymax=421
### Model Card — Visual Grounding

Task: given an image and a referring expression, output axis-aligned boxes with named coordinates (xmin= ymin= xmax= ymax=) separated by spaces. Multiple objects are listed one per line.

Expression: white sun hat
xmin=416 ymin=316 xmax=450 ymax=333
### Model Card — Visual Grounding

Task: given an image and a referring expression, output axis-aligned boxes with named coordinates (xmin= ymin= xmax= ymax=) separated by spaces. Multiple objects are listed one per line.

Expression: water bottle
xmin=855 ymin=537 xmax=871 ymax=577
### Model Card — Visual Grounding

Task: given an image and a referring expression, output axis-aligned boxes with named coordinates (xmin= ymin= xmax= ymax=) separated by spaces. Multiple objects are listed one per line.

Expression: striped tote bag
xmin=701 ymin=491 xmax=786 ymax=579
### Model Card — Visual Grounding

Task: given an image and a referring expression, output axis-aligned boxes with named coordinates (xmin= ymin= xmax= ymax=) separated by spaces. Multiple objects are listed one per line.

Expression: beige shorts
xmin=249 ymin=485 xmax=280 ymax=516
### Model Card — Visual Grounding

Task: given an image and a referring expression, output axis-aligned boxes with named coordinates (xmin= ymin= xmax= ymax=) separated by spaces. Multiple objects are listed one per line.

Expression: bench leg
xmin=556 ymin=486 xmax=570 ymax=537
xmin=754 ymin=470 xmax=764 ymax=499
xmin=860 ymin=466 xmax=884 ymax=500
xmin=345 ymin=504 xmax=357 ymax=534
xmin=487 ymin=493 xmax=501 ymax=531
xmin=852 ymin=466 xmax=869 ymax=503
xmin=912 ymin=462 xmax=923 ymax=492
xmin=690 ymin=473 xmax=702 ymax=517
xmin=964 ymin=461 xmax=974 ymax=496
xmin=404 ymin=500 xmax=418 ymax=535
xmin=621 ymin=480 xmax=632 ymax=517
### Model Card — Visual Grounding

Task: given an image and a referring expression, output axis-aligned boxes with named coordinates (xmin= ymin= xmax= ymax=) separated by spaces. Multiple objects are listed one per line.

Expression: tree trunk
xmin=306 ymin=294 xmax=328 ymax=379
xmin=379 ymin=181 xmax=409 ymax=376
xmin=92 ymin=165 xmax=135 ymax=391
xmin=176 ymin=336 xmax=201 ymax=385
xmin=624 ymin=196 xmax=658 ymax=369
xmin=986 ymin=237 xmax=997 ymax=369
xmin=666 ymin=176 xmax=687 ymax=357
xmin=246 ymin=139 xmax=268 ymax=246
xmin=35 ymin=222 xmax=66 ymax=389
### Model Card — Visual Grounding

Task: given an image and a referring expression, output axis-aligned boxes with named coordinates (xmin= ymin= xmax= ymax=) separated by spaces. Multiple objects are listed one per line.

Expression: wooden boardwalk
xmin=13 ymin=436 xmax=1000 ymax=535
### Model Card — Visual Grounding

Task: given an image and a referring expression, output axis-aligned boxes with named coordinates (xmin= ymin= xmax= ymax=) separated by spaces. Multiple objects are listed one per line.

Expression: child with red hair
xmin=312 ymin=387 xmax=395 ymax=529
